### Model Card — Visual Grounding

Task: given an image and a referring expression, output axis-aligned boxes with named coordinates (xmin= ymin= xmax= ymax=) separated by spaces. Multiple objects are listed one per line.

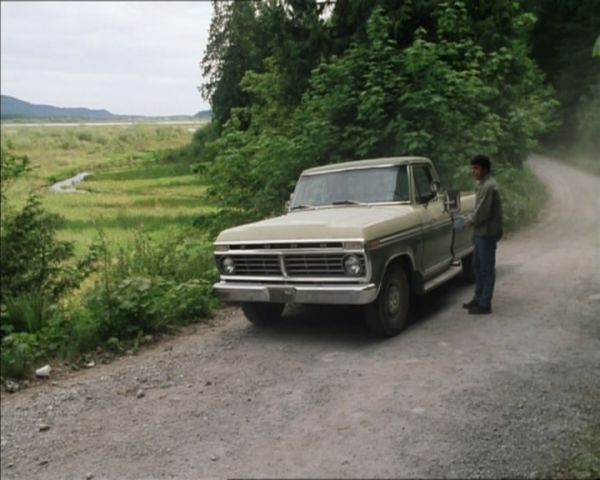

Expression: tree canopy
xmin=196 ymin=0 xmax=593 ymax=232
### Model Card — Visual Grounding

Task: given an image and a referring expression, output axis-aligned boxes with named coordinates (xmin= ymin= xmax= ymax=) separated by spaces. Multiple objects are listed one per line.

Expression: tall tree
xmin=201 ymin=0 xmax=331 ymax=130
xmin=201 ymin=1 xmax=263 ymax=128
xmin=256 ymin=0 xmax=330 ymax=107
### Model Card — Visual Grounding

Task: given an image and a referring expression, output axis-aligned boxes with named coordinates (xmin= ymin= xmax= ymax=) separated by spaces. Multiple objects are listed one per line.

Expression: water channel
xmin=50 ymin=172 xmax=92 ymax=193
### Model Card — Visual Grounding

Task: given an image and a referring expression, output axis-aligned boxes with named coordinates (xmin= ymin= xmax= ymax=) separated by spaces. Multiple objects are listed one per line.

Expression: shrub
xmin=0 ymin=196 xmax=76 ymax=301
xmin=84 ymin=275 xmax=214 ymax=341
xmin=0 ymin=332 xmax=40 ymax=379
xmin=37 ymin=305 xmax=100 ymax=360
xmin=113 ymin=232 xmax=218 ymax=284
xmin=82 ymin=231 xmax=217 ymax=343
xmin=162 ymin=279 xmax=214 ymax=323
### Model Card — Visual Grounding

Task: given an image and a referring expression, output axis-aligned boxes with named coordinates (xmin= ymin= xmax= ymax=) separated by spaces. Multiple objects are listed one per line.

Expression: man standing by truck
xmin=463 ymin=155 xmax=503 ymax=314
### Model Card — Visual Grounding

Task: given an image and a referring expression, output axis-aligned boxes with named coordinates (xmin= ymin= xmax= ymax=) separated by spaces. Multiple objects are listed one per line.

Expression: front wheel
xmin=364 ymin=266 xmax=410 ymax=337
xmin=241 ymin=302 xmax=284 ymax=326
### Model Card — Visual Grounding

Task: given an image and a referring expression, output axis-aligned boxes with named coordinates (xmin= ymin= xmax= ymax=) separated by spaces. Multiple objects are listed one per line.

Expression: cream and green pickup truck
xmin=213 ymin=156 xmax=475 ymax=336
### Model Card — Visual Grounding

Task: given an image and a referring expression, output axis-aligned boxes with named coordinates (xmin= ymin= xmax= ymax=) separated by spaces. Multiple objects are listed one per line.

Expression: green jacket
xmin=468 ymin=174 xmax=503 ymax=238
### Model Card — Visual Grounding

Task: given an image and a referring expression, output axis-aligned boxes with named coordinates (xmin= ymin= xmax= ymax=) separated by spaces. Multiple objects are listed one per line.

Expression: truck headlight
xmin=221 ymin=257 xmax=235 ymax=274
xmin=343 ymin=255 xmax=363 ymax=276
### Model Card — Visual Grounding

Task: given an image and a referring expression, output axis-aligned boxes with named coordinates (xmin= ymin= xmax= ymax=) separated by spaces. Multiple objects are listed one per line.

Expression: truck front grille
xmin=231 ymin=255 xmax=281 ymax=275
xmin=285 ymin=254 xmax=347 ymax=276
xmin=223 ymin=253 xmax=366 ymax=278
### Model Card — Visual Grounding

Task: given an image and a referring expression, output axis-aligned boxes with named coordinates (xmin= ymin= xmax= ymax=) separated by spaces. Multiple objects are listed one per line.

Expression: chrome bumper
xmin=213 ymin=282 xmax=378 ymax=305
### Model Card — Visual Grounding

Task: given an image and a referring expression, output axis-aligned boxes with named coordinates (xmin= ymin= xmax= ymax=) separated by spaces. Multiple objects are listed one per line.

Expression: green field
xmin=1 ymin=122 xmax=211 ymax=253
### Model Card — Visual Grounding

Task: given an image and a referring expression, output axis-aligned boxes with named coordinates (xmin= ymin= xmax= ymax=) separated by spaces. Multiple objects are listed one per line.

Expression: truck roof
xmin=301 ymin=156 xmax=431 ymax=176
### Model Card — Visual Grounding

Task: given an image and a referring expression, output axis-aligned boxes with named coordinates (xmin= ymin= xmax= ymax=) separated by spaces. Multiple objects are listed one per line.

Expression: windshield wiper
xmin=290 ymin=204 xmax=314 ymax=210
xmin=332 ymin=200 xmax=367 ymax=206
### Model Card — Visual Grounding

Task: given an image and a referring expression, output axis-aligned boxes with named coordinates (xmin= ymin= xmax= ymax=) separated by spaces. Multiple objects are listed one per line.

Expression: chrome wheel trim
xmin=387 ymin=284 xmax=401 ymax=316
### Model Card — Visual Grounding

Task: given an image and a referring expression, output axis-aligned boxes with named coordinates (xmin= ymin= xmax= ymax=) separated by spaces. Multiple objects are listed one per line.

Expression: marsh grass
xmin=0 ymin=123 xmax=198 ymax=178
xmin=1 ymin=123 xmax=212 ymax=254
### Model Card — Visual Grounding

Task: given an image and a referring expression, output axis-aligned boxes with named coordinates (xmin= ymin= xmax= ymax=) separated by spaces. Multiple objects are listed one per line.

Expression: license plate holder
xmin=268 ymin=287 xmax=296 ymax=303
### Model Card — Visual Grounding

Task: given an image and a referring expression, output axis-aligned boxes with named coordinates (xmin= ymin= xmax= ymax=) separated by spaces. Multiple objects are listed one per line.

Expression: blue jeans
xmin=472 ymin=235 xmax=498 ymax=308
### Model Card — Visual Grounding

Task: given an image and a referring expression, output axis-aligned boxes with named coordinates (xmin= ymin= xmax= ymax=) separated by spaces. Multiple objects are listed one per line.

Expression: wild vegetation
xmin=0 ymin=124 xmax=217 ymax=379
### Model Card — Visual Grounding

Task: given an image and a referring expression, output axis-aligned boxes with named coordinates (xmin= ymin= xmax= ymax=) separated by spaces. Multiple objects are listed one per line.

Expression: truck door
xmin=412 ymin=164 xmax=453 ymax=278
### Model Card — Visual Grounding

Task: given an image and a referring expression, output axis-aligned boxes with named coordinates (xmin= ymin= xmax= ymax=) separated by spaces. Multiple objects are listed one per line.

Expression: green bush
xmin=82 ymin=231 xmax=217 ymax=343
xmin=0 ymin=195 xmax=76 ymax=301
xmin=113 ymin=232 xmax=218 ymax=284
xmin=37 ymin=305 xmax=100 ymax=360
xmin=84 ymin=276 xmax=214 ymax=341
xmin=0 ymin=332 xmax=40 ymax=379
xmin=162 ymin=279 xmax=214 ymax=322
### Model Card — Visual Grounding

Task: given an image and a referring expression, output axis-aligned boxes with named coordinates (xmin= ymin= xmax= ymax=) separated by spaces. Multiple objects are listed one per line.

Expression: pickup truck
xmin=213 ymin=156 xmax=475 ymax=336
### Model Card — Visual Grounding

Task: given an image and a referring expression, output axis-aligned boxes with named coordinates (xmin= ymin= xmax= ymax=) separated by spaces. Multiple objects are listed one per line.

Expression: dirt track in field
xmin=1 ymin=155 xmax=599 ymax=479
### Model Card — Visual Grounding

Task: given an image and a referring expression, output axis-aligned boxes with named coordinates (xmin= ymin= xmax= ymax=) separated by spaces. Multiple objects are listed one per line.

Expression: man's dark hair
xmin=471 ymin=154 xmax=491 ymax=172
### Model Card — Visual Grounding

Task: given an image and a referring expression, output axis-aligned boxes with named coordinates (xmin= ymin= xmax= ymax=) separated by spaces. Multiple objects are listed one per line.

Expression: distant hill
xmin=1 ymin=95 xmax=117 ymax=120
xmin=0 ymin=95 xmax=212 ymax=121
xmin=194 ymin=110 xmax=212 ymax=120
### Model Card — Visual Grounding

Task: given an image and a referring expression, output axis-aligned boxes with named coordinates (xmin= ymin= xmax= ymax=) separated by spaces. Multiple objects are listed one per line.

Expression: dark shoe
xmin=462 ymin=299 xmax=478 ymax=309
xmin=468 ymin=304 xmax=492 ymax=315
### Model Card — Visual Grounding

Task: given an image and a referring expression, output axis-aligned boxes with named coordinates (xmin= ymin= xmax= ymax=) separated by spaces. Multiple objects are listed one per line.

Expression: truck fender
xmin=375 ymin=251 xmax=418 ymax=298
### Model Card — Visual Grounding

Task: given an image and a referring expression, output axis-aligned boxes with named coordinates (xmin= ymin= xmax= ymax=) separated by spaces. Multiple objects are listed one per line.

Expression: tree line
xmin=193 ymin=0 xmax=598 ymax=232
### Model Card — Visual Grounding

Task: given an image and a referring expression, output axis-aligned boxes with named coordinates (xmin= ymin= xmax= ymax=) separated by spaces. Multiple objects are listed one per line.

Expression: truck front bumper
xmin=213 ymin=282 xmax=378 ymax=305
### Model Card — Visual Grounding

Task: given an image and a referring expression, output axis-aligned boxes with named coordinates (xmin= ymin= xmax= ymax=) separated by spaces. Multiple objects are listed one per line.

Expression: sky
xmin=0 ymin=1 xmax=214 ymax=116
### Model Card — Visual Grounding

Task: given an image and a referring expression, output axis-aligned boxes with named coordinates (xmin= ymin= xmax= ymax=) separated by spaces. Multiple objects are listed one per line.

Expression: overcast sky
xmin=1 ymin=1 xmax=213 ymax=116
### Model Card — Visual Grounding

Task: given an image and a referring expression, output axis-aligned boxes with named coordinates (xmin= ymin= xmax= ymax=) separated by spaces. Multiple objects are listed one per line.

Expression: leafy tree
xmin=256 ymin=0 xmax=331 ymax=107
xmin=198 ymin=1 xmax=557 ymax=230
xmin=200 ymin=58 xmax=304 ymax=229
xmin=201 ymin=0 xmax=332 ymax=132
xmin=201 ymin=1 xmax=263 ymax=128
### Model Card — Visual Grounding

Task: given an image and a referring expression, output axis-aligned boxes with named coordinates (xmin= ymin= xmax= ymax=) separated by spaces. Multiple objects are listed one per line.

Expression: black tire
xmin=241 ymin=302 xmax=284 ymax=326
xmin=461 ymin=252 xmax=475 ymax=283
xmin=364 ymin=266 xmax=410 ymax=337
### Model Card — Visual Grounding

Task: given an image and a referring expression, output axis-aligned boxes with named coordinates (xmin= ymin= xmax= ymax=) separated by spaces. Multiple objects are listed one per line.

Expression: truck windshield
xmin=291 ymin=165 xmax=409 ymax=208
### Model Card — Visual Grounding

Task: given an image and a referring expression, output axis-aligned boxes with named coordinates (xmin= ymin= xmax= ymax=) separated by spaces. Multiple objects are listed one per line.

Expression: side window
xmin=413 ymin=166 xmax=434 ymax=204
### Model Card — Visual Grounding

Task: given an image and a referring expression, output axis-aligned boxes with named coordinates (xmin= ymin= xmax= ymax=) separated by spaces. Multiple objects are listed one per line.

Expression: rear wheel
xmin=241 ymin=302 xmax=284 ymax=326
xmin=364 ymin=266 xmax=410 ymax=337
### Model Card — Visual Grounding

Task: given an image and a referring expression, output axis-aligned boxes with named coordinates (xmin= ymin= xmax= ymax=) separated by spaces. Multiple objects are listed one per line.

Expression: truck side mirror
xmin=444 ymin=190 xmax=461 ymax=213
xmin=285 ymin=193 xmax=294 ymax=212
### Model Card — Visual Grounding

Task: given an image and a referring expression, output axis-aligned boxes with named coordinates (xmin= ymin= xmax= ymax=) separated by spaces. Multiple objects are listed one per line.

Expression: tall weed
xmin=83 ymin=230 xmax=217 ymax=342
xmin=2 ymin=294 xmax=54 ymax=336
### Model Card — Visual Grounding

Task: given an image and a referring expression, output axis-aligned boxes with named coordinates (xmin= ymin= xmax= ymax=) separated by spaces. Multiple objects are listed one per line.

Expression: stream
xmin=50 ymin=172 xmax=92 ymax=193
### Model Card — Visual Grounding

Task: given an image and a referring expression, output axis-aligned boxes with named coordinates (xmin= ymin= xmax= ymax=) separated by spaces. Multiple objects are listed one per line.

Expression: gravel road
xmin=1 ymin=155 xmax=599 ymax=480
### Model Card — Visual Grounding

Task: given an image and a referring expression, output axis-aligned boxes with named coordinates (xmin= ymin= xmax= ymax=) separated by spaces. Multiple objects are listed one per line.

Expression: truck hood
xmin=215 ymin=205 xmax=420 ymax=243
